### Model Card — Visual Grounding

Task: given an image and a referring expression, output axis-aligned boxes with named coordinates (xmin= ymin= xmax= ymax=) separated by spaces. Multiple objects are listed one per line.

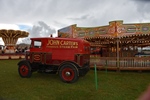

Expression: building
xmin=58 ymin=20 xmax=150 ymax=71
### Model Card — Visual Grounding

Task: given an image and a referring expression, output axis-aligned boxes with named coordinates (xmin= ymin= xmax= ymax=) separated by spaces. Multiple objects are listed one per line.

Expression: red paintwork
xmin=20 ymin=65 xmax=29 ymax=76
xmin=62 ymin=67 xmax=74 ymax=81
xmin=26 ymin=37 xmax=90 ymax=67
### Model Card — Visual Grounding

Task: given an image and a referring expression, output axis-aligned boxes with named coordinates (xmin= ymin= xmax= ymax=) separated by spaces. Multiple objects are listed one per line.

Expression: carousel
xmin=0 ymin=29 xmax=29 ymax=59
xmin=58 ymin=20 xmax=150 ymax=71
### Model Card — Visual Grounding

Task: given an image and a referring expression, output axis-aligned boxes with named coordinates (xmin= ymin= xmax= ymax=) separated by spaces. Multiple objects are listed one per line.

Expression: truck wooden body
xmin=18 ymin=37 xmax=90 ymax=83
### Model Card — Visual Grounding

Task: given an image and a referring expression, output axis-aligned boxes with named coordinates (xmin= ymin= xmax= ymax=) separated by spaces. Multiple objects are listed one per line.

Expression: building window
xmin=78 ymin=32 xmax=85 ymax=37
xmin=127 ymin=27 xmax=136 ymax=33
xmin=34 ymin=40 xmax=42 ymax=48
xmin=142 ymin=27 xmax=148 ymax=31
xmin=89 ymin=31 xmax=94 ymax=35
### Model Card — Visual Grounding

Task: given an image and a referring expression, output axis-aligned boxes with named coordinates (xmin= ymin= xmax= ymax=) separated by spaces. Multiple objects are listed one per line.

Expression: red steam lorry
xmin=18 ymin=37 xmax=90 ymax=83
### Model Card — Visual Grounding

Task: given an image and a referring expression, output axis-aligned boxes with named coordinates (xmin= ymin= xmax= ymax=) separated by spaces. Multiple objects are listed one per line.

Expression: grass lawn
xmin=0 ymin=60 xmax=150 ymax=100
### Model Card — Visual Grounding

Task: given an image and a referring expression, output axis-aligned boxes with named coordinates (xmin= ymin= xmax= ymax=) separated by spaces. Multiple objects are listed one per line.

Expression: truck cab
xmin=18 ymin=37 xmax=90 ymax=83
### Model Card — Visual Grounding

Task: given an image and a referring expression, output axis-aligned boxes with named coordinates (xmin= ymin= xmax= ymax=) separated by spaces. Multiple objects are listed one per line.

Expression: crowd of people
xmin=0 ymin=46 xmax=29 ymax=54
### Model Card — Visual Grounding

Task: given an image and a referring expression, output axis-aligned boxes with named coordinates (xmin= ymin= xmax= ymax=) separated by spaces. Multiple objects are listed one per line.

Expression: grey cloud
xmin=67 ymin=14 xmax=92 ymax=20
xmin=2 ymin=0 xmax=149 ymax=45
xmin=0 ymin=0 xmax=150 ymax=30
xmin=133 ymin=0 xmax=150 ymax=22
xmin=20 ymin=21 xmax=56 ymax=44
xmin=0 ymin=0 xmax=108 ymax=25
xmin=135 ymin=0 xmax=150 ymax=2
xmin=53 ymin=21 xmax=69 ymax=29
xmin=134 ymin=0 xmax=150 ymax=12
xmin=28 ymin=21 xmax=56 ymax=38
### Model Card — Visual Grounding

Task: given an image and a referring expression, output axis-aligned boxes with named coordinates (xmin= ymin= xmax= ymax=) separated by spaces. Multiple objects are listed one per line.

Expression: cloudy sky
xmin=0 ymin=0 xmax=150 ymax=44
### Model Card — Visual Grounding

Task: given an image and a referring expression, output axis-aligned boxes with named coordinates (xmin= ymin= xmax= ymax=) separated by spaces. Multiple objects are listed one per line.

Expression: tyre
xmin=18 ymin=60 xmax=32 ymax=78
xmin=59 ymin=63 xmax=79 ymax=83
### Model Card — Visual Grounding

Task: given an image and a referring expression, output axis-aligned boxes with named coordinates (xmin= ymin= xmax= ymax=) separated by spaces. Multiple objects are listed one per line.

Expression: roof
xmin=85 ymin=33 xmax=150 ymax=47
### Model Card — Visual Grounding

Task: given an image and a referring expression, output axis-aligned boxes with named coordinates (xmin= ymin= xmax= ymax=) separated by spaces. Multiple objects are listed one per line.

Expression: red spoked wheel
xmin=18 ymin=60 xmax=32 ymax=78
xmin=59 ymin=63 xmax=78 ymax=83
xmin=62 ymin=67 xmax=75 ymax=81
xmin=20 ymin=65 xmax=29 ymax=77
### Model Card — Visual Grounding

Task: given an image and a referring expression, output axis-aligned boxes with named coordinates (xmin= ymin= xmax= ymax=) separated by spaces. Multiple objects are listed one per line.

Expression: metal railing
xmin=90 ymin=55 xmax=150 ymax=71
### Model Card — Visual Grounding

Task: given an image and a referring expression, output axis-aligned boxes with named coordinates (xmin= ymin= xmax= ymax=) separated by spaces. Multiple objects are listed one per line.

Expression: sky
xmin=0 ymin=0 xmax=150 ymax=45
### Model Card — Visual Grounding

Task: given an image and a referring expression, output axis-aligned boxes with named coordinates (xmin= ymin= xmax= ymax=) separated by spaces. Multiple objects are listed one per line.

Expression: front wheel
xmin=18 ymin=60 xmax=32 ymax=78
xmin=59 ymin=64 xmax=79 ymax=83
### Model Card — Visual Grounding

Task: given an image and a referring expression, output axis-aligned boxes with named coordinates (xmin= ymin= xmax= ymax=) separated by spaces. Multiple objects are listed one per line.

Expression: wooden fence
xmin=0 ymin=54 xmax=25 ymax=59
xmin=90 ymin=55 xmax=150 ymax=71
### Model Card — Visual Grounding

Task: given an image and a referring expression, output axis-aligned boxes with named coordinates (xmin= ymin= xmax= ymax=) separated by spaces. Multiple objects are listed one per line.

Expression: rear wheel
xmin=18 ymin=61 xmax=32 ymax=78
xmin=59 ymin=63 xmax=78 ymax=83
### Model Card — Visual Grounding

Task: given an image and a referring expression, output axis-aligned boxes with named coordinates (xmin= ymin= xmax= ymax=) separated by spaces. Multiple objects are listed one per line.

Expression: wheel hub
xmin=22 ymin=69 xmax=25 ymax=72
xmin=65 ymin=72 xmax=71 ymax=76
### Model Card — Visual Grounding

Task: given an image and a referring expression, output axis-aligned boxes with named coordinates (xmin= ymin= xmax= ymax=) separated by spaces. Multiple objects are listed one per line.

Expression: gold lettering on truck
xmin=46 ymin=40 xmax=78 ymax=48
xmin=47 ymin=40 xmax=60 ymax=45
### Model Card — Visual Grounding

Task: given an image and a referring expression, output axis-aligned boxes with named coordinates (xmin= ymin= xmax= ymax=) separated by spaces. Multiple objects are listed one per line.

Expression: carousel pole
xmin=115 ymin=21 xmax=120 ymax=71
xmin=117 ymin=37 xmax=120 ymax=71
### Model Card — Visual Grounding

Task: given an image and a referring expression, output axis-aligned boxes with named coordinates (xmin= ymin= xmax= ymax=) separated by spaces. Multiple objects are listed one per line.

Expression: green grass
xmin=0 ymin=60 xmax=150 ymax=100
